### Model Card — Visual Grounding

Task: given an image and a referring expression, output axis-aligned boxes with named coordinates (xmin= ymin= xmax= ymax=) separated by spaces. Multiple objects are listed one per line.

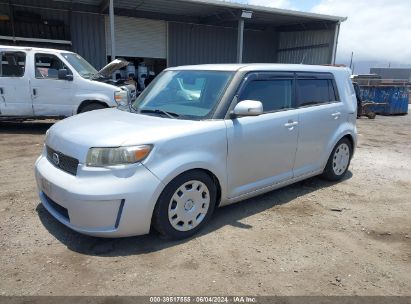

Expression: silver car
xmin=35 ymin=64 xmax=357 ymax=239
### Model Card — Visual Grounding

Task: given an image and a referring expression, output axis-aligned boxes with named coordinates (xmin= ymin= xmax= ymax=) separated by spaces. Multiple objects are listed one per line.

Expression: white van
xmin=0 ymin=46 xmax=136 ymax=120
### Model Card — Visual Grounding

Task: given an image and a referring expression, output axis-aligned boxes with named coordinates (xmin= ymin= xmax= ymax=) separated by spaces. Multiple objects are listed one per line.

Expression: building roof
xmin=63 ymin=0 xmax=346 ymax=27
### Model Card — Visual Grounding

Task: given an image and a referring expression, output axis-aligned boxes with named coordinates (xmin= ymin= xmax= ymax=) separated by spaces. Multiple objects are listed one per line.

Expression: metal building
xmin=370 ymin=68 xmax=411 ymax=81
xmin=0 ymin=0 xmax=346 ymax=72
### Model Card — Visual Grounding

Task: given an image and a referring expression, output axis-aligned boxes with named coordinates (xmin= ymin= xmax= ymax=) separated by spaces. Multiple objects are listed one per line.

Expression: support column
xmin=331 ymin=21 xmax=341 ymax=64
xmin=109 ymin=0 xmax=116 ymax=60
xmin=237 ymin=18 xmax=244 ymax=63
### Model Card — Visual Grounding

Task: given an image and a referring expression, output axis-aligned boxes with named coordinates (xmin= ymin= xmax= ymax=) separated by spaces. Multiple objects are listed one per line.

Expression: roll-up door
xmin=105 ymin=16 xmax=166 ymax=59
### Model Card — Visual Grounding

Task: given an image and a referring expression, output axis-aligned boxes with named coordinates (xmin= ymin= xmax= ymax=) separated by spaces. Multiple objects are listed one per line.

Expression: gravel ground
xmin=0 ymin=113 xmax=410 ymax=296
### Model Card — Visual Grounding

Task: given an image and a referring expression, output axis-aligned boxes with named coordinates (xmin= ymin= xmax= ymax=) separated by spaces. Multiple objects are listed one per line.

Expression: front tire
xmin=152 ymin=171 xmax=216 ymax=240
xmin=321 ymin=138 xmax=352 ymax=181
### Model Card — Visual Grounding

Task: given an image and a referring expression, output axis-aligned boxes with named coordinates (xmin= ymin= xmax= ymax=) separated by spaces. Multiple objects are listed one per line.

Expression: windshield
xmin=61 ymin=53 xmax=98 ymax=78
xmin=131 ymin=70 xmax=233 ymax=120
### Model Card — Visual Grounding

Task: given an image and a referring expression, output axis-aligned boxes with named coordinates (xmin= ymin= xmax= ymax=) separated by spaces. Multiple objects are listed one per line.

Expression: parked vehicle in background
xmin=352 ymin=82 xmax=362 ymax=117
xmin=35 ymin=64 xmax=357 ymax=240
xmin=0 ymin=45 xmax=136 ymax=120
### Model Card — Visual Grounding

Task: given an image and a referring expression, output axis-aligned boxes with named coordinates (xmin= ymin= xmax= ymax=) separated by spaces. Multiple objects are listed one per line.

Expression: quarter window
xmin=239 ymin=79 xmax=293 ymax=112
xmin=0 ymin=51 xmax=26 ymax=77
xmin=297 ymin=79 xmax=338 ymax=107
xmin=34 ymin=53 xmax=71 ymax=79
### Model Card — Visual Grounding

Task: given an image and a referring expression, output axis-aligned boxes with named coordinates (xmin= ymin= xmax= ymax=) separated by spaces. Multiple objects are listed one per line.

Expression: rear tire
xmin=321 ymin=138 xmax=352 ymax=181
xmin=79 ymin=103 xmax=106 ymax=113
xmin=367 ymin=112 xmax=376 ymax=119
xmin=152 ymin=171 xmax=216 ymax=240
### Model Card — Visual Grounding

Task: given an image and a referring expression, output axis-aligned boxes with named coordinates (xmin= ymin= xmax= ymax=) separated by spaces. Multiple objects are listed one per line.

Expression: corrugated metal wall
xmin=105 ymin=16 xmax=166 ymax=59
xmin=167 ymin=22 xmax=236 ymax=67
xmin=243 ymin=29 xmax=278 ymax=63
xmin=71 ymin=12 xmax=106 ymax=69
xmin=0 ymin=3 xmax=105 ymax=69
xmin=277 ymin=29 xmax=335 ymax=65
xmin=167 ymin=22 xmax=278 ymax=67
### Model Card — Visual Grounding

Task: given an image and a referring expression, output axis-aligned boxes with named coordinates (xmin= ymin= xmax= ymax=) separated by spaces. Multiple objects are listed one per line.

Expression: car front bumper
xmin=34 ymin=152 xmax=164 ymax=237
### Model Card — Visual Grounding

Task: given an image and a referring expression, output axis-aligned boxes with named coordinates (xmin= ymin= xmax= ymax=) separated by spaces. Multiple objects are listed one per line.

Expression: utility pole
xmin=349 ymin=51 xmax=354 ymax=70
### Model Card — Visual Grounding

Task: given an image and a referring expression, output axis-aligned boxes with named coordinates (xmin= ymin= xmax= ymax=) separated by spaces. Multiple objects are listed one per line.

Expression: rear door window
xmin=0 ymin=51 xmax=26 ymax=77
xmin=297 ymin=75 xmax=339 ymax=107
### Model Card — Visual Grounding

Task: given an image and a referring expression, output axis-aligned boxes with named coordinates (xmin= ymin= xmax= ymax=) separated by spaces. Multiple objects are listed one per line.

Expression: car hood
xmin=98 ymin=59 xmax=129 ymax=78
xmin=46 ymin=108 xmax=201 ymax=163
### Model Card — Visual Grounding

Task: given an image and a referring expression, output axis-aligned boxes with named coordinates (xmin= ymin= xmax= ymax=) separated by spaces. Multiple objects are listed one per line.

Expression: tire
xmin=321 ymin=138 xmax=352 ymax=181
xmin=367 ymin=112 xmax=376 ymax=119
xmin=79 ymin=103 xmax=106 ymax=113
xmin=152 ymin=171 xmax=217 ymax=240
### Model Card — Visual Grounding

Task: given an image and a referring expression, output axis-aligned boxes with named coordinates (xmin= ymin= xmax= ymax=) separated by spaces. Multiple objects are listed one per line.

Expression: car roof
xmin=166 ymin=63 xmax=350 ymax=74
xmin=0 ymin=45 xmax=74 ymax=54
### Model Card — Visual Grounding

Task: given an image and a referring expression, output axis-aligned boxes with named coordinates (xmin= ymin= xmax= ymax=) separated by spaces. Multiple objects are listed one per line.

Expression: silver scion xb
xmin=35 ymin=64 xmax=357 ymax=239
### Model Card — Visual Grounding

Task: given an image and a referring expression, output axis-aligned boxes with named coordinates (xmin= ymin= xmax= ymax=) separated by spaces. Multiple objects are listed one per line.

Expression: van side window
xmin=34 ymin=53 xmax=71 ymax=79
xmin=239 ymin=79 xmax=293 ymax=112
xmin=0 ymin=52 xmax=26 ymax=77
xmin=297 ymin=79 xmax=338 ymax=107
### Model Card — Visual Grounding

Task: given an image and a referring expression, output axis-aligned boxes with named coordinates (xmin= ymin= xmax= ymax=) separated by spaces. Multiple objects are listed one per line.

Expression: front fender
xmin=143 ymin=126 xmax=228 ymax=205
xmin=73 ymin=93 xmax=116 ymax=114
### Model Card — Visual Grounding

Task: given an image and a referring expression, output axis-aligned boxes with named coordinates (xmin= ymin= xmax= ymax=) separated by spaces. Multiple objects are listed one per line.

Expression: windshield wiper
xmin=139 ymin=108 xmax=180 ymax=119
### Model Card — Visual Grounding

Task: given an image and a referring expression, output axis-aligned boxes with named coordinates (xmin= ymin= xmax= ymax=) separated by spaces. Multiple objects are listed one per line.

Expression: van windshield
xmin=62 ymin=53 xmax=98 ymax=78
xmin=131 ymin=70 xmax=233 ymax=120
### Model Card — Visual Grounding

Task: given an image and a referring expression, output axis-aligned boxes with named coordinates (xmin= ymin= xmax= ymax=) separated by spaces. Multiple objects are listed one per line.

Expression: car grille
xmin=46 ymin=146 xmax=79 ymax=176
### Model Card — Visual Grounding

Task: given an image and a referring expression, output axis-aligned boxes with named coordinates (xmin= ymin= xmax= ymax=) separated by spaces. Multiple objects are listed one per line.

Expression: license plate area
xmin=41 ymin=177 xmax=53 ymax=197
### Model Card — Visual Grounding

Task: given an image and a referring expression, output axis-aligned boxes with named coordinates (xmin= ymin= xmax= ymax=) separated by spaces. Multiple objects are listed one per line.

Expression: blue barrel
xmin=360 ymin=86 xmax=409 ymax=115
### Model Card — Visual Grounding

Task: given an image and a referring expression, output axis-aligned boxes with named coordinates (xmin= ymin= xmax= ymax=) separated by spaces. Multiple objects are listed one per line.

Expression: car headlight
xmin=86 ymin=145 xmax=152 ymax=167
xmin=114 ymin=90 xmax=129 ymax=106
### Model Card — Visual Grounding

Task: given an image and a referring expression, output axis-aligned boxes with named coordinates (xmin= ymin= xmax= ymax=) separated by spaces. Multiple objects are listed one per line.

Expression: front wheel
xmin=321 ymin=138 xmax=352 ymax=181
xmin=152 ymin=171 xmax=217 ymax=240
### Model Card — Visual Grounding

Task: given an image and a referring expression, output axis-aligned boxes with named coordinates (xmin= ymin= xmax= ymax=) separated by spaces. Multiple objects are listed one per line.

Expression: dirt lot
xmin=0 ymin=113 xmax=410 ymax=296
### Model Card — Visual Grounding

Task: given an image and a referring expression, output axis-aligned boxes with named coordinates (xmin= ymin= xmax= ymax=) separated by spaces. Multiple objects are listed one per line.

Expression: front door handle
xmin=33 ymin=88 xmax=37 ymax=96
xmin=331 ymin=112 xmax=341 ymax=119
xmin=0 ymin=88 xmax=3 ymax=94
xmin=284 ymin=121 xmax=299 ymax=129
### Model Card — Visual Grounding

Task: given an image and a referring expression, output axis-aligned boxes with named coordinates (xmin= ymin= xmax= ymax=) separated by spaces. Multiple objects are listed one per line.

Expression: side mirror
xmin=231 ymin=100 xmax=263 ymax=118
xmin=58 ymin=69 xmax=73 ymax=81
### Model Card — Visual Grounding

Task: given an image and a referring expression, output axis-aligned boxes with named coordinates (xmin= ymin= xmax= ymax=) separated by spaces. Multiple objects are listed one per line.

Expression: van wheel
xmin=152 ymin=171 xmax=216 ymax=240
xmin=79 ymin=103 xmax=106 ymax=113
xmin=321 ymin=138 xmax=352 ymax=181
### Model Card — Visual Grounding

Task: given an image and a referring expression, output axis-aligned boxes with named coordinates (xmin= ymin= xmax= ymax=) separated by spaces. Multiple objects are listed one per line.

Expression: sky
xmin=225 ymin=0 xmax=411 ymax=74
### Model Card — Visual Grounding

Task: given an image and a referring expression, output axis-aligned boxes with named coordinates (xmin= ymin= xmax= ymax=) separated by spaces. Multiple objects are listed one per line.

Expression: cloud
xmin=311 ymin=0 xmax=411 ymax=66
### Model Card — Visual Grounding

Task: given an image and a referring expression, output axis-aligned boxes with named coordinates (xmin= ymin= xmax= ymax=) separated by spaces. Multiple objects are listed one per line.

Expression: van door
xmin=293 ymin=73 xmax=346 ymax=177
xmin=30 ymin=53 xmax=74 ymax=117
xmin=0 ymin=51 xmax=32 ymax=116
xmin=225 ymin=72 xmax=299 ymax=199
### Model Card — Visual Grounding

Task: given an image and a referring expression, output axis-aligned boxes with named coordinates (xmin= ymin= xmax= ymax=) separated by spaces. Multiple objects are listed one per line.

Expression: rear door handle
xmin=33 ymin=88 xmax=37 ymax=96
xmin=0 ymin=88 xmax=3 ymax=94
xmin=331 ymin=112 xmax=341 ymax=119
xmin=284 ymin=121 xmax=299 ymax=128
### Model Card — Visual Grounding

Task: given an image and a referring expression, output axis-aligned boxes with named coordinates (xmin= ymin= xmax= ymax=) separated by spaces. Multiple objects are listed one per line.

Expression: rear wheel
xmin=321 ymin=138 xmax=352 ymax=181
xmin=79 ymin=102 xmax=106 ymax=113
xmin=367 ymin=112 xmax=376 ymax=119
xmin=152 ymin=171 xmax=216 ymax=240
